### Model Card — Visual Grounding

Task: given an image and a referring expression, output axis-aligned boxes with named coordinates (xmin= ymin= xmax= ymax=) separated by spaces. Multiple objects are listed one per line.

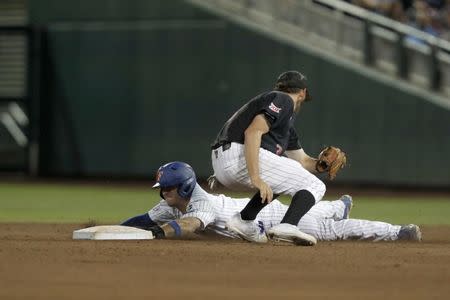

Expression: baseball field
xmin=1 ymin=181 xmax=449 ymax=299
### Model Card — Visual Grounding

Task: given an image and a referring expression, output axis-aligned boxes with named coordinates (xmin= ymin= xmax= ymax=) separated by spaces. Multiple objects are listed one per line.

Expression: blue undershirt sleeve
xmin=120 ymin=213 xmax=157 ymax=230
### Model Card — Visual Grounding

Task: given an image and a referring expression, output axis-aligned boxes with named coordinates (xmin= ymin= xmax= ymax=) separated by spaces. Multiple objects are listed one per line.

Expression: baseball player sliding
xmin=121 ymin=161 xmax=421 ymax=243
xmin=210 ymin=70 xmax=346 ymax=245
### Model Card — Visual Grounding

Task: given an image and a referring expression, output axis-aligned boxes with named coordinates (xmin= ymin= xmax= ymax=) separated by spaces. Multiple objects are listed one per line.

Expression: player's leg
xmin=212 ymin=143 xmax=279 ymax=223
xmin=295 ymin=217 xmax=421 ymax=242
xmin=307 ymin=195 xmax=353 ymax=220
xmin=316 ymin=218 xmax=407 ymax=241
xmin=213 ymin=143 xmax=325 ymax=214
xmin=212 ymin=144 xmax=270 ymax=243
xmin=257 ymin=149 xmax=325 ymax=245
xmin=304 ymin=196 xmax=397 ymax=241
xmin=211 ymin=142 xmax=251 ymax=191
xmin=257 ymin=199 xmax=321 ymax=245
xmin=212 ymin=143 xmax=323 ymax=245
xmin=258 ymin=149 xmax=326 ymax=200
xmin=240 ymin=145 xmax=325 ymax=245
xmin=212 ymin=143 xmax=326 ymax=198
xmin=303 ymin=197 xmax=421 ymax=242
xmin=283 ymin=201 xmax=354 ymax=240
xmin=240 ymin=191 xmax=280 ymax=220
xmin=256 ymin=149 xmax=325 ymax=231
xmin=225 ymin=190 xmax=279 ymax=243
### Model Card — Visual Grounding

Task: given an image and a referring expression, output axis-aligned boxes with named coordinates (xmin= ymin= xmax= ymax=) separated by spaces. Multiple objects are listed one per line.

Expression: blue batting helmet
xmin=152 ymin=161 xmax=196 ymax=198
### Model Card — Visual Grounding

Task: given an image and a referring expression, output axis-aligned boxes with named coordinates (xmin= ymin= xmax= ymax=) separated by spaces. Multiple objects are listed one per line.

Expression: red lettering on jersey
xmin=276 ymin=144 xmax=283 ymax=155
xmin=269 ymin=102 xmax=282 ymax=113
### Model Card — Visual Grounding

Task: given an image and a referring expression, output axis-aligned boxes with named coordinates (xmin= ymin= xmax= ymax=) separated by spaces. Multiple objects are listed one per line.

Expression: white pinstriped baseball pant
xmin=296 ymin=201 xmax=401 ymax=241
xmin=211 ymin=142 xmax=326 ymax=202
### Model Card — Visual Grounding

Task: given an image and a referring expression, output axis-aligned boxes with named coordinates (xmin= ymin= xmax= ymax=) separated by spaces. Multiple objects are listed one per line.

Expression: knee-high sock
xmin=240 ymin=192 xmax=279 ymax=221
xmin=281 ymin=190 xmax=316 ymax=225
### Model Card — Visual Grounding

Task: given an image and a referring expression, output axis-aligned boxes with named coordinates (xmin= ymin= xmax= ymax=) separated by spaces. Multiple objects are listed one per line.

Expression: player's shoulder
xmin=249 ymin=90 xmax=288 ymax=103
xmin=268 ymin=91 xmax=293 ymax=103
xmin=261 ymin=91 xmax=294 ymax=114
xmin=261 ymin=91 xmax=294 ymax=106
xmin=149 ymin=199 xmax=177 ymax=215
xmin=189 ymin=184 xmax=214 ymax=204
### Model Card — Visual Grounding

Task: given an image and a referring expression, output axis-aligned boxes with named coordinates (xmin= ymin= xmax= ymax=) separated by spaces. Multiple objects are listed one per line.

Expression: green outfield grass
xmin=0 ymin=182 xmax=449 ymax=225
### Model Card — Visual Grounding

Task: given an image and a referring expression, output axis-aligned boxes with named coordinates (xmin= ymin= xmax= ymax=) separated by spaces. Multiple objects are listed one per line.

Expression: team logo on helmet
xmin=269 ymin=102 xmax=282 ymax=113
xmin=156 ymin=170 xmax=163 ymax=182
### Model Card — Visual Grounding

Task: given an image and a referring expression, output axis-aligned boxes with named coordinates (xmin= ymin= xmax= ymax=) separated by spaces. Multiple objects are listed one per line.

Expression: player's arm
xmin=121 ymin=213 xmax=157 ymax=229
xmin=147 ymin=217 xmax=203 ymax=239
xmin=285 ymin=148 xmax=318 ymax=173
xmin=244 ymin=114 xmax=273 ymax=202
xmin=160 ymin=217 xmax=202 ymax=239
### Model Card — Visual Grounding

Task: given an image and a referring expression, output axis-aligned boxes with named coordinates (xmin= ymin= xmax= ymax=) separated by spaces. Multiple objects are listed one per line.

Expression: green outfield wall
xmin=29 ymin=0 xmax=450 ymax=186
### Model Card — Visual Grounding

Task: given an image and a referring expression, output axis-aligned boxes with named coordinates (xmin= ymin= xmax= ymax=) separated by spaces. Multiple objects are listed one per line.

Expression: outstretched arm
xmin=161 ymin=217 xmax=202 ymax=239
xmin=285 ymin=148 xmax=318 ymax=173
xmin=121 ymin=213 xmax=157 ymax=229
xmin=148 ymin=217 xmax=203 ymax=239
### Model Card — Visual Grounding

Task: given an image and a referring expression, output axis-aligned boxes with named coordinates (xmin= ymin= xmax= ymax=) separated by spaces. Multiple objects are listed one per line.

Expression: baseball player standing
xmin=210 ymin=71 xmax=345 ymax=246
xmin=121 ymin=161 xmax=421 ymax=242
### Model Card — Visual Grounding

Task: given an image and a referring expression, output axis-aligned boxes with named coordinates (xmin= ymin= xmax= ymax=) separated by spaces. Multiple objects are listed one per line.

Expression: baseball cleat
xmin=207 ymin=174 xmax=219 ymax=191
xmin=267 ymin=223 xmax=317 ymax=246
xmin=340 ymin=194 xmax=353 ymax=219
xmin=226 ymin=213 xmax=268 ymax=243
xmin=398 ymin=224 xmax=422 ymax=241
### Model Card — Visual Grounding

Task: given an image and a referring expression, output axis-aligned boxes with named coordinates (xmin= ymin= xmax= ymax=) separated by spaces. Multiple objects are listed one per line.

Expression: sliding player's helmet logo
xmin=156 ymin=170 xmax=163 ymax=182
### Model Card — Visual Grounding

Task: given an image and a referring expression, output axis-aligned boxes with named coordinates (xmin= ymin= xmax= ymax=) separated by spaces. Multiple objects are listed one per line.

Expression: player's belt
xmin=211 ymin=141 xmax=231 ymax=151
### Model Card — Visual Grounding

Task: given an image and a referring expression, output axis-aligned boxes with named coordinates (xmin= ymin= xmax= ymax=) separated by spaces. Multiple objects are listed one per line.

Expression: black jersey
xmin=212 ymin=91 xmax=301 ymax=156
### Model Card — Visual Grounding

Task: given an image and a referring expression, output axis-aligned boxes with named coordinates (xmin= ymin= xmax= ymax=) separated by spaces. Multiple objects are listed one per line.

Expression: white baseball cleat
xmin=226 ymin=213 xmax=268 ymax=243
xmin=267 ymin=223 xmax=317 ymax=246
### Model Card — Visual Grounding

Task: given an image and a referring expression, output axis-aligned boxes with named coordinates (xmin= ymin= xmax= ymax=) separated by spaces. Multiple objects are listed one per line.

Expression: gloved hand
xmin=316 ymin=146 xmax=347 ymax=180
xmin=148 ymin=225 xmax=166 ymax=239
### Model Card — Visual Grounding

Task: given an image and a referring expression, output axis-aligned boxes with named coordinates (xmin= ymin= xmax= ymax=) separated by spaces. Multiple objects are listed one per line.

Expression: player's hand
xmin=316 ymin=146 xmax=347 ymax=180
xmin=251 ymin=177 xmax=273 ymax=203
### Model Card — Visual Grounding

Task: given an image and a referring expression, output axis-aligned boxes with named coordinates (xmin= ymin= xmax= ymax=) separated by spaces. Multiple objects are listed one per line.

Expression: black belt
xmin=211 ymin=141 xmax=231 ymax=151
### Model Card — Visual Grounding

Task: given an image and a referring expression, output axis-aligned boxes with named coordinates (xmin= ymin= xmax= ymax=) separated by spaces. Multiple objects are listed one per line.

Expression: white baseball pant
xmin=211 ymin=142 xmax=326 ymax=202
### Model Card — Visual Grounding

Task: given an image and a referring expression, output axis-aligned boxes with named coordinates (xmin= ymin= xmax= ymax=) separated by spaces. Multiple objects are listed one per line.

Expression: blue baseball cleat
xmin=398 ymin=224 xmax=422 ymax=241
xmin=340 ymin=194 xmax=353 ymax=219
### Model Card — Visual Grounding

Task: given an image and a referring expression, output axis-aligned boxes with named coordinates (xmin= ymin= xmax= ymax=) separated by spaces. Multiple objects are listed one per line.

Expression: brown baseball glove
xmin=316 ymin=146 xmax=347 ymax=180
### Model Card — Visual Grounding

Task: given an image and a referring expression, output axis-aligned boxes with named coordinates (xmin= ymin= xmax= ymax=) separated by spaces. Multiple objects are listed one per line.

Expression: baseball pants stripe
xmin=211 ymin=142 xmax=326 ymax=201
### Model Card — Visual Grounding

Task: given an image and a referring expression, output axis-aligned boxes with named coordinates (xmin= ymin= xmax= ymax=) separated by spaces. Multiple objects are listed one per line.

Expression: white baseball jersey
xmin=148 ymin=184 xmax=401 ymax=241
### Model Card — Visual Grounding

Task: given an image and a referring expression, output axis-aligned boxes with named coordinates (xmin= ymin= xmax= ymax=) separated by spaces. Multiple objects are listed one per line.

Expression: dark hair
xmin=274 ymin=83 xmax=303 ymax=94
xmin=274 ymin=70 xmax=311 ymax=100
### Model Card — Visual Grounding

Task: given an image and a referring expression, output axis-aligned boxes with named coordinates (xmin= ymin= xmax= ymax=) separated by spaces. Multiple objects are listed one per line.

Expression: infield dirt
xmin=0 ymin=223 xmax=449 ymax=300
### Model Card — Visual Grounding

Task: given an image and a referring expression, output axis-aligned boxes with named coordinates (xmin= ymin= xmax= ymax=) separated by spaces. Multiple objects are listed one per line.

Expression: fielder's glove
xmin=315 ymin=146 xmax=347 ymax=180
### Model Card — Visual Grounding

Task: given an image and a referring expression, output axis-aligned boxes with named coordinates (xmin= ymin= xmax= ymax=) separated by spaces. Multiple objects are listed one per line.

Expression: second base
xmin=73 ymin=225 xmax=154 ymax=240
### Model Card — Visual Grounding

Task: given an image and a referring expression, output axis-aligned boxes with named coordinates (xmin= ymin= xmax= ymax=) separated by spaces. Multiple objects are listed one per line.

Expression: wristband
xmin=168 ymin=220 xmax=182 ymax=237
